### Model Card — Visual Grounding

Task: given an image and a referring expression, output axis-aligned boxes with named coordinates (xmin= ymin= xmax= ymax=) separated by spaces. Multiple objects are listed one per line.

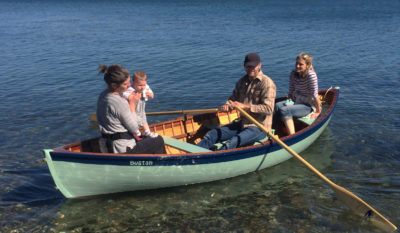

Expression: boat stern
xmin=42 ymin=149 xmax=74 ymax=198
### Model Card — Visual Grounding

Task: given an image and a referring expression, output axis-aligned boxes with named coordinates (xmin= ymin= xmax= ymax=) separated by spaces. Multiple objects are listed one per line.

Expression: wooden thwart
xmin=162 ymin=136 xmax=211 ymax=153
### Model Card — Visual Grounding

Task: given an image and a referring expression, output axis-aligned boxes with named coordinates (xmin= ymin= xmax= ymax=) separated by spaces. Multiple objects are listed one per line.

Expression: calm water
xmin=1 ymin=0 xmax=399 ymax=232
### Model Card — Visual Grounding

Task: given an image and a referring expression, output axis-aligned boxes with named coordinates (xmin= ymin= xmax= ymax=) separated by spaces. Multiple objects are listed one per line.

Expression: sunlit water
xmin=1 ymin=0 xmax=399 ymax=232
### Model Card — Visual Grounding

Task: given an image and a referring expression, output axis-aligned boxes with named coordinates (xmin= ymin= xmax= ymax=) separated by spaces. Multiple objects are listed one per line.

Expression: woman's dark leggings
xmin=127 ymin=135 xmax=166 ymax=154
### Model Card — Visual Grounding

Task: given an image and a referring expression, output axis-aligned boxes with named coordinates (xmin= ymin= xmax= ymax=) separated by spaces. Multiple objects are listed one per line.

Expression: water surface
xmin=0 ymin=0 xmax=399 ymax=232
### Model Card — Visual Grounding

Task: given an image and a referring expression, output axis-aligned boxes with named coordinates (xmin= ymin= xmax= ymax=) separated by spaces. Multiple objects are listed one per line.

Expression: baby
xmin=122 ymin=71 xmax=158 ymax=138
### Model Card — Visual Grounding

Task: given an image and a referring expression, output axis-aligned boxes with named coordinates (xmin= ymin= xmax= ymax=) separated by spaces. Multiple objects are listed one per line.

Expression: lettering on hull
xmin=130 ymin=161 xmax=154 ymax=166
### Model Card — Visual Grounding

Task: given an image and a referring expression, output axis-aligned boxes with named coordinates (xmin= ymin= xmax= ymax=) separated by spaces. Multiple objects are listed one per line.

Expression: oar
xmin=234 ymin=105 xmax=397 ymax=232
xmin=90 ymin=108 xmax=219 ymax=121
xmin=145 ymin=108 xmax=219 ymax=116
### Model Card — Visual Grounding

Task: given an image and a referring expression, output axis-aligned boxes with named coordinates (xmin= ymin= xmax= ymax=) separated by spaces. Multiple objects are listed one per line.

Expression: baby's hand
xmin=145 ymin=91 xmax=154 ymax=99
xmin=128 ymin=91 xmax=141 ymax=103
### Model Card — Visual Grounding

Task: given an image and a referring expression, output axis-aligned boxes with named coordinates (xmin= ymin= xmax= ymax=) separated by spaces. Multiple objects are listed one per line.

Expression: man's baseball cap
xmin=244 ymin=53 xmax=260 ymax=67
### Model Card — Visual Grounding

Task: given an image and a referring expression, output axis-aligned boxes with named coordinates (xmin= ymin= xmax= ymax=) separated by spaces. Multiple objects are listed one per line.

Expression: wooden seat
xmin=297 ymin=107 xmax=326 ymax=125
xmin=296 ymin=117 xmax=316 ymax=125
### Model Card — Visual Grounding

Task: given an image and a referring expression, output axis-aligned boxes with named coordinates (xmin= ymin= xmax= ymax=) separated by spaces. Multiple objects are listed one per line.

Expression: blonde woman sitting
xmin=275 ymin=52 xmax=321 ymax=135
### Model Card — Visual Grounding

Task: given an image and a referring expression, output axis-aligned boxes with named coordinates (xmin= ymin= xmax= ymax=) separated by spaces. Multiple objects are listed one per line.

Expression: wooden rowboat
xmin=43 ymin=87 xmax=339 ymax=199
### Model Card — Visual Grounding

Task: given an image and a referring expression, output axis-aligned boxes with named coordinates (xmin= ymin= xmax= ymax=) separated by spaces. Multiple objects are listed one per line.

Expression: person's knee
xmin=244 ymin=127 xmax=265 ymax=140
xmin=279 ymin=106 xmax=289 ymax=114
xmin=204 ymin=129 xmax=217 ymax=141
xmin=156 ymin=135 xmax=164 ymax=144
xmin=155 ymin=136 xmax=166 ymax=153
xmin=197 ymin=129 xmax=217 ymax=149
xmin=222 ymin=136 xmax=239 ymax=150
xmin=279 ymin=107 xmax=292 ymax=120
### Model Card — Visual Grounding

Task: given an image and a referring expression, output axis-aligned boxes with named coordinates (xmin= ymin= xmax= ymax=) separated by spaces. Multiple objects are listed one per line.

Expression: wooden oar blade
xmin=233 ymin=104 xmax=397 ymax=232
xmin=333 ymin=185 xmax=397 ymax=232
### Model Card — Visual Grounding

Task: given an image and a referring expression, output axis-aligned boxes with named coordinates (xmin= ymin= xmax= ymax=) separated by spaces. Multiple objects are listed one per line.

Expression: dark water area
xmin=1 ymin=0 xmax=399 ymax=232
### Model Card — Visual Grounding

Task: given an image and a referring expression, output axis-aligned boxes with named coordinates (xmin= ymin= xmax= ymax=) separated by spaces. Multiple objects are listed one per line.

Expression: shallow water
xmin=1 ymin=0 xmax=399 ymax=232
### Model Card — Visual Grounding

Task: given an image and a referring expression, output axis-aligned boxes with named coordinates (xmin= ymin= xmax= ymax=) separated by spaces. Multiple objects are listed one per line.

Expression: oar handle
xmin=90 ymin=108 xmax=220 ymax=121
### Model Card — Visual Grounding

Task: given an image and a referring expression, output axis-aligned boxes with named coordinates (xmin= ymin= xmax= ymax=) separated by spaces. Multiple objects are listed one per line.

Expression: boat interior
xmin=64 ymin=89 xmax=336 ymax=155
